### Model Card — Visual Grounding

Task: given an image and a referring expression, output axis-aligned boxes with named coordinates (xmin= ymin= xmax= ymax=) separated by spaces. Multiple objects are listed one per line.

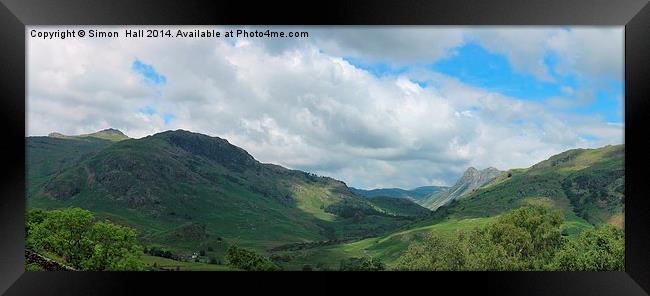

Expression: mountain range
xmin=27 ymin=129 xmax=426 ymax=255
xmin=351 ymin=186 xmax=447 ymax=202
xmin=26 ymin=128 xmax=624 ymax=269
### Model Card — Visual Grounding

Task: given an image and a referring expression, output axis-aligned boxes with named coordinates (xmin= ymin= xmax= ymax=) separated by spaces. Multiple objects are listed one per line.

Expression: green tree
xmin=26 ymin=208 xmax=145 ymax=271
xmin=394 ymin=234 xmax=463 ymax=270
xmin=552 ymin=224 xmax=624 ymax=271
xmin=82 ymin=222 xmax=145 ymax=271
xmin=28 ymin=208 xmax=94 ymax=267
xmin=224 ymin=245 xmax=280 ymax=271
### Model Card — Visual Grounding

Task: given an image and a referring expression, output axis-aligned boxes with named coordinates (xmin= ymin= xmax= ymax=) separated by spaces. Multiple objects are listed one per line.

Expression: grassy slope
xmin=27 ymin=136 xmax=113 ymax=197
xmin=432 ymin=145 xmax=624 ymax=226
xmin=272 ymin=216 xmax=495 ymax=270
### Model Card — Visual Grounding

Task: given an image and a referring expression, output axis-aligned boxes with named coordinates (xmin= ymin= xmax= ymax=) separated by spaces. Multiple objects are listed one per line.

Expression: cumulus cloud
xmin=27 ymin=26 xmax=623 ymax=189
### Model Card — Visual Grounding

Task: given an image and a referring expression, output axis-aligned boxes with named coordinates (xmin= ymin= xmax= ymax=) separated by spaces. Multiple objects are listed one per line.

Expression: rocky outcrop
xmin=422 ymin=167 xmax=502 ymax=210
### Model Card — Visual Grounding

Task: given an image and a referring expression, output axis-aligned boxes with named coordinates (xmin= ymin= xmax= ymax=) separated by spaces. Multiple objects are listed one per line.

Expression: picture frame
xmin=1 ymin=0 xmax=648 ymax=294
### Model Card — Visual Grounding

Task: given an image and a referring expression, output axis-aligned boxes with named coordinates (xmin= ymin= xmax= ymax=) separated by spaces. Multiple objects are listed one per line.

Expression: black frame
xmin=1 ymin=0 xmax=649 ymax=295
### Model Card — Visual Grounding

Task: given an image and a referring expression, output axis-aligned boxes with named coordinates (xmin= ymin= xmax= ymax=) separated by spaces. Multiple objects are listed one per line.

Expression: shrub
xmin=224 ymin=245 xmax=280 ymax=271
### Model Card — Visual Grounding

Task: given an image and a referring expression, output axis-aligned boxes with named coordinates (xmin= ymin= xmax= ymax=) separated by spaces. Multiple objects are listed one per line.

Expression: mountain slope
xmin=27 ymin=129 xmax=415 ymax=254
xmin=351 ymin=186 xmax=447 ymax=202
xmin=433 ymin=145 xmax=624 ymax=226
xmin=27 ymin=136 xmax=114 ymax=198
xmin=422 ymin=167 xmax=502 ymax=210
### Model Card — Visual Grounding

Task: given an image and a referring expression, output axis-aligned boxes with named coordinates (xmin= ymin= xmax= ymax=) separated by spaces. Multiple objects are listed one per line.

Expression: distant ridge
xmin=48 ymin=128 xmax=129 ymax=142
xmin=351 ymin=185 xmax=447 ymax=202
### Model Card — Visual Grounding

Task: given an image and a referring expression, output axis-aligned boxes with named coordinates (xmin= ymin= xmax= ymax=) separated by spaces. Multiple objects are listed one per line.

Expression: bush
xmin=224 ymin=245 xmax=281 ymax=271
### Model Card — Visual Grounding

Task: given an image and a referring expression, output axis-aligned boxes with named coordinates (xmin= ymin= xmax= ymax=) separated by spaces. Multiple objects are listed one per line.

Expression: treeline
xmin=26 ymin=208 xmax=145 ymax=271
xmin=394 ymin=206 xmax=624 ymax=271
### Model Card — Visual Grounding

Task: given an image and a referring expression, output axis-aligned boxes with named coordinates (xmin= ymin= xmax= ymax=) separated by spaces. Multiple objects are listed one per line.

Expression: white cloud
xmin=468 ymin=27 xmax=623 ymax=83
xmin=27 ymin=26 xmax=624 ymax=188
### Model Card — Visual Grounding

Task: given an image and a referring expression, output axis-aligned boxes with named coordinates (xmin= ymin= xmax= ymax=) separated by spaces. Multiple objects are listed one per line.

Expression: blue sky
xmin=132 ymin=59 xmax=167 ymax=85
xmin=132 ymin=59 xmax=174 ymax=125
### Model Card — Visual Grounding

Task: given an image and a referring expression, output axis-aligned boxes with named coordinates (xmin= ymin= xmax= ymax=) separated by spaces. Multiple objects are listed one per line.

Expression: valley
xmin=26 ymin=129 xmax=625 ymax=271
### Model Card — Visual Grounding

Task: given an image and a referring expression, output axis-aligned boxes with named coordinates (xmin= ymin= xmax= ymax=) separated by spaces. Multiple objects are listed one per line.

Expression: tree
xmin=82 ymin=222 xmax=145 ymax=271
xmin=28 ymin=208 xmax=94 ymax=267
xmin=394 ymin=234 xmax=465 ymax=271
xmin=26 ymin=208 xmax=145 ymax=271
xmin=224 ymin=245 xmax=281 ymax=271
xmin=552 ymin=224 xmax=624 ymax=271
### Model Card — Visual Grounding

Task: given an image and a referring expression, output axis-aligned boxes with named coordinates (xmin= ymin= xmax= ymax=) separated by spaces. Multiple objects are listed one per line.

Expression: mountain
xmin=433 ymin=145 xmax=624 ymax=227
xmin=27 ymin=129 xmax=417 ymax=256
xmin=351 ymin=186 xmax=447 ymax=202
xmin=422 ymin=167 xmax=502 ymax=210
xmin=48 ymin=128 xmax=130 ymax=142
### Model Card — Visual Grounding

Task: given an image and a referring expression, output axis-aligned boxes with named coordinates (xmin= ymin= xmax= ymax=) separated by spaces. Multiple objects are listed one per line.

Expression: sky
xmin=27 ymin=26 xmax=624 ymax=189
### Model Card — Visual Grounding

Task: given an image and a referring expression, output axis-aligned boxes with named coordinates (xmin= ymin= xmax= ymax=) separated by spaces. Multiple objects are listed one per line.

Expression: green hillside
xmin=432 ymin=145 xmax=624 ymax=226
xmin=27 ymin=130 xmax=415 ymax=259
xmin=27 ymin=136 xmax=113 ymax=198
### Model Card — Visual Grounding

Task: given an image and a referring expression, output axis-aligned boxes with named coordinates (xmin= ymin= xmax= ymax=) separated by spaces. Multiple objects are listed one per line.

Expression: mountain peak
xmin=47 ymin=132 xmax=69 ymax=138
xmin=86 ymin=128 xmax=129 ymax=141
xmin=422 ymin=166 xmax=503 ymax=211
xmin=96 ymin=128 xmax=126 ymax=136
xmin=47 ymin=128 xmax=129 ymax=142
xmin=154 ymin=129 xmax=257 ymax=170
